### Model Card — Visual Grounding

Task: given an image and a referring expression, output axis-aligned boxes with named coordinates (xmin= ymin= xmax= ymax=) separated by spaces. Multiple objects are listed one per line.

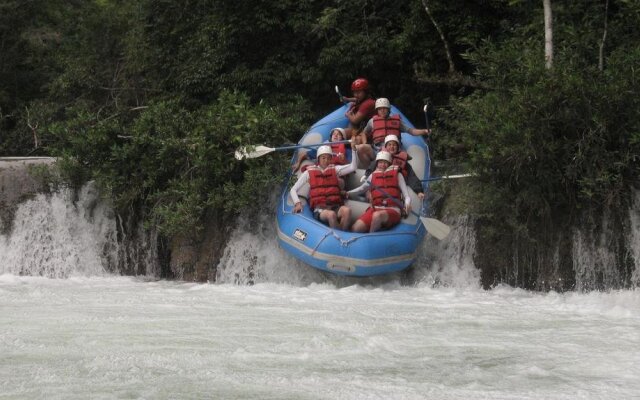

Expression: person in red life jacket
xmin=291 ymin=128 xmax=351 ymax=173
xmin=356 ymin=98 xmax=432 ymax=165
xmin=347 ymin=151 xmax=411 ymax=233
xmin=364 ymin=134 xmax=425 ymax=201
xmin=342 ymin=78 xmax=376 ymax=140
xmin=290 ymin=144 xmax=358 ymax=231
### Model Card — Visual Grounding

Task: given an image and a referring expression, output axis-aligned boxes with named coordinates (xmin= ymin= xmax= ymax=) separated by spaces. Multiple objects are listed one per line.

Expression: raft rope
xmin=310 ymin=229 xmax=367 ymax=255
xmin=310 ymin=231 xmax=332 ymax=255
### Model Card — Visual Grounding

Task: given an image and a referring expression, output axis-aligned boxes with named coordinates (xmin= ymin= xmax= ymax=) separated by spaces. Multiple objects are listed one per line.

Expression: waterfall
xmin=0 ymin=182 xmax=156 ymax=278
xmin=215 ymin=193 xmax=330 ymax=285
xmin=572 ymin=202 xmax=638 ymax=291
xmin=215 ymin=214 xmax=323 ymax=285
xmin=2 ymin=173 xmax=635 ymax=289
xmin=411 ymin=215 xmax=480 ymax=288
xmin=629 ymin=190 xmax=640 ymax=287
xmin=571 ymin=227 xmax=619 ymax=291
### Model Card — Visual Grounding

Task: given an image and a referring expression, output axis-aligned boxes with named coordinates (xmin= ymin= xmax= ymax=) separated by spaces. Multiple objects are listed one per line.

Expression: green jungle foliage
xmin=1 ymin=0 xmax=639 ymax=241
xmin=443 ymin=0 xmax=640 ymax=238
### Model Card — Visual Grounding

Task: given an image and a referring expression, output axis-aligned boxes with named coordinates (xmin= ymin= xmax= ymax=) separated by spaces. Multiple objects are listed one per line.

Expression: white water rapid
xmin=1 ymin=188 xmax=640 ymax=399
xmin=629 ymin=190 xmax=640 ymax=287
xmin=0 ymin=183 xmax=157 ymax=278
xmin=0 ymin=184 xmax=118 ymax=278
xmin=1 ymin=277 xmax=639 ymax=399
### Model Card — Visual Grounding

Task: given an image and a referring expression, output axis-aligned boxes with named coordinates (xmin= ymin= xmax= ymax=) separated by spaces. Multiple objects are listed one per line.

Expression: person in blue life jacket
xmin=347 ymin=151 xmax=411 ymax=233
xmin=291 ymin=128 xmax=351 ymax=173
xmin=364 ymin=134 xmax=425 ymax=201
xmin=355 ymin=98 xmax=431 ymax=166
xmin=290 ymin=144 xmax=358 ymax=231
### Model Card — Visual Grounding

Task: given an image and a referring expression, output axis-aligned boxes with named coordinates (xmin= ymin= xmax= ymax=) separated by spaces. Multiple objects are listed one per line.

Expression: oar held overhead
xmin=234 ymin=140 xmax=352 ymax=160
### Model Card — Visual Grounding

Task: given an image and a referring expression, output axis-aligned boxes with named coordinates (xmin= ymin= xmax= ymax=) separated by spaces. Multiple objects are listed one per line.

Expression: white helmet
xmin=375 ymin=151 xmax=392 ymax=164
xmin=375 ymin=98 xmax=391 ymax=109
xmin=317 ymin=145 xmax=333 ymax=158
xmin=384 ymin=134 xmax=400 ymax=145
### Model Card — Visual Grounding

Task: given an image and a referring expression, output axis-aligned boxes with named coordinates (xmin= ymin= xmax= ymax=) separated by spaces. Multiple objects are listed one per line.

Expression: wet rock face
xmin=168 ymin=211 xmax=232 ymax=282
xmin=0 ymin=157 xmax=57 ymax=233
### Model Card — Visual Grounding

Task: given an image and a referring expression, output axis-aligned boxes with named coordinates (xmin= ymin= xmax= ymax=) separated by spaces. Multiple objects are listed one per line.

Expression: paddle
xmin=423 ymin=103 xmax=431 ymax=130
xmin=335 ymin=85 xmax=345 ymax=103
xmin=235 ymin=140 xmax=352 ymax=160
xmin=421 ymin=173 xmax=476 ymax=182
xmin=359 ymin=180 xmax=451 ymax=240
xmin=420 ymin=102 xmax=432 ymax=214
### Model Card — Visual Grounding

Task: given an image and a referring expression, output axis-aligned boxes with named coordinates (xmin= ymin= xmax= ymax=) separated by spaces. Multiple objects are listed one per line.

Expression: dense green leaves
xmin=440 ymin=1 xmax=640 ymax=289
xmin=47 ymin=92 xmax=306 ymax=236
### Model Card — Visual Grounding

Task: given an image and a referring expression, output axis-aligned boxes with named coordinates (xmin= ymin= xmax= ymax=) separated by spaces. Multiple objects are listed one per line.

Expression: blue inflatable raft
xmin=276 ymin=104 xmax=432 ymax=276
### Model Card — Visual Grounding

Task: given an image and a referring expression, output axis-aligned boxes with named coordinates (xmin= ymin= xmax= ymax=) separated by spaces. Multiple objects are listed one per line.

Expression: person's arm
xmin=346 ymin=100 xmax=374 ymax=126
xmin=292 ymin=151 xmax=309 ymax=172
xmin=400 ymin=120 xmax=431 ymax=137
xmin=363 ymin=118 xmax=374 ymax=135
xmin=347 ymin=176 xmax=371 ymax=197
xmin=289 ymin=171 xmax=310 ymax=212
xmin=364 ymin=159 xmax=376 ymax=177
xmin=345 ymin=109 xmax=368 ymax=126
xmin=405 ymin=163 xmax=425 ymax=199
xmin=397 ymin=174 xmax=411 ymax=210
xmin=408 ymin=127 xmax=430 ymax=136
xmin=336 ymin=144 xmax=358 ymax=176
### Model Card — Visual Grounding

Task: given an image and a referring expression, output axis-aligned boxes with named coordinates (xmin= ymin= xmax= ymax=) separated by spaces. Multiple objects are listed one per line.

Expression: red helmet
xmin=351 ymin=78 xmax=369 ymax=92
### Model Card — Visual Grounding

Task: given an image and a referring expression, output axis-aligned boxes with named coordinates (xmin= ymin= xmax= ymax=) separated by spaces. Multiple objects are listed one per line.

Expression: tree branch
xmin=599 ymin=0 xmax=609 ymax=71
xmin=413 ymin=63 xmax=492 ymax=90
xmin=543 ymin=0 xmax=553 ymax=70
xmin=25 ymin=107 xmax=39 ymax=149
xmin=420 ymin=0 xmax=456 ymax=75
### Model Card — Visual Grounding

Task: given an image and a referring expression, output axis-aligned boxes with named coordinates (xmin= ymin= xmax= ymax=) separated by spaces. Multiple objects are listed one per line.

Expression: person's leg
xmin=351 ymin=220 xmax=367 ymax=232
xmin=378 ymin=209 xmax=402 ymax=231
xmin=337 ymin=206 xmax=351 ymax=231
xmin=351 ymin=208 xmax=373 ymax=232
xmin=355 ymin=144 xmax=374 ymax=168
xmin=369 ymin=210 xmax=389 ymax=233
xmin=319 ymin=210 xmax=338 ymax=229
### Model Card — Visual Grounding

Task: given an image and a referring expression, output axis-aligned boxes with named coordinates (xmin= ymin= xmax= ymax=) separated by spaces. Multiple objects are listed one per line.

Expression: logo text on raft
xmin=293 ymin=229 xmax=307 ymax=242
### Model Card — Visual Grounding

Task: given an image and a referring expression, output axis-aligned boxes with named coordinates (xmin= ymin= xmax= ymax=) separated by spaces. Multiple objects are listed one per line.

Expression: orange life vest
xmin=371 ymin=166 xmax=402 ymax=207
xmin=307 ymin=165 xmax=343 ymax=210
xmin=330 ymin=142 xmax=347 ymax=165
xmin=371 ymin=115 xmax=401 ymax=145
xmin=391 ymin=151 xmax=409 ymax=177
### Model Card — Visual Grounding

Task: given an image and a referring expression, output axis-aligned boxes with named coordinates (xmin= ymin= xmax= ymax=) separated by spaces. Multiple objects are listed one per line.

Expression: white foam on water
xmin=215 ymin=212 xmax=328 ymax=285
xmin=215 ymin=213 xmax=379 ymax=287
xmin=0 ymin=182 xmax=159 ymax=278
xmin=0 ymin=277 xmax=638 ymax=400
xmin=217 ymin=210 xmax=481 ymax=288
xmin=0 ymin=184 xmax=117 ymax=277
xmin=572 ymin=212 xmax=621 ymax=291
xmin=412 ymin=215 xmax=481 ymax=288
xmin=215 ymin=189 xmax=333 ymax=286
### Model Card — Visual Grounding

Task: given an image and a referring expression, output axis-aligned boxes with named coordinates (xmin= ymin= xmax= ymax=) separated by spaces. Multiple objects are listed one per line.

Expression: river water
xmin=1 ymin=187 xmax=640 ymax=399
xmin=1 ymin=276 xmax=639 ymax=400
